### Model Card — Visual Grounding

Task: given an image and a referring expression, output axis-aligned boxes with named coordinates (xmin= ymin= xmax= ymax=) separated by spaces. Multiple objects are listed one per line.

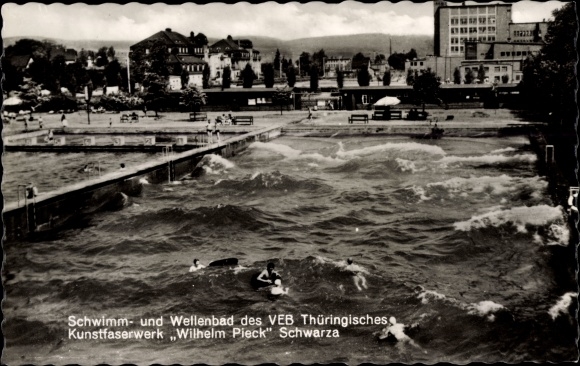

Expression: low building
xmin=324 ymin=57 xmax=352 ymax=76
xmin=405 ymin=56 xmax=463 ymax=82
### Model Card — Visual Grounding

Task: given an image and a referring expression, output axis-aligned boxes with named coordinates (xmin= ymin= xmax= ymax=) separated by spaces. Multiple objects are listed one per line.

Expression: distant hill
xmin=248 ymin=34 xmax=434 ymax=62
xmin=3 ymin=33 xmax=434 ymax=61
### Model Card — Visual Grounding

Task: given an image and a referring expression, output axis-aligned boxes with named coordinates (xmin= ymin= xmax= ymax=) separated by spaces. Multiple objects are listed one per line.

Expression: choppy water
xmin=2 ymin=136 xmax=578 ymax=364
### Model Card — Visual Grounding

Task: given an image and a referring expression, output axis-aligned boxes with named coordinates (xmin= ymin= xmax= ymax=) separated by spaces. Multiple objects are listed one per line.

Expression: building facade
xmin=209 ymin=35 xmax=262 ymax=84
xmin=431 ymin=1 xmax=550 ymax=84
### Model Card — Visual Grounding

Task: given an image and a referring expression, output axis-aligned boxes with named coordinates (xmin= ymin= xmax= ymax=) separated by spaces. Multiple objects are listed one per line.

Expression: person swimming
xmin=270 ymin=279 xmax=289 ymax=296
xmin=189 ymin=258 xmax=206 ymax=272
xmin=255 ymin=262 xmax=280 ymax=287
xmin=345 ymin=257 xmax=368 ymax=291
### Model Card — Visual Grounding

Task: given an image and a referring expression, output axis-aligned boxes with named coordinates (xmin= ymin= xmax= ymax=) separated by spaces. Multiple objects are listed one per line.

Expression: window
xmin=479 ymin=17 xmax=486 ymax=24
xmin=501 ymin=66 xmax=507 ymax=72
xmin=488 ymin=36 xmax=495 ymax=41
xmin=500 ymin=52 xmax=506 ymax=57
xmin=494 ymin=66 xmax=500 ymax=72
xmin=516 ymin=51 xmax=522 ymax=56
xmin=460 ymin=18 xmax=468 ymax=24
xmin=469 ymin=27 xmax=477 ymax=33
xmin=420 ymin=62 xmax=423 ymax=66
xmin=479 ymin=27 xmax=487 ymax=33
xmin=488 ymin=26 xmax=495 ymax=32
xmin=451 ymin=28 xmax=457 ymax=34
xmin=515 ymin=75 xmax=521 ymax=81
xmin=469 ymin=17 xmax=477 ymax=24
xmin=460 ymin=27 xmax=467 ymax=34
xmin=489 ymin=16 xmax=496 ymax=24
xmin=451 ymin=18 xmax=459 ymax=25
xmin=362 ymin=95 xmax=369 ymax=104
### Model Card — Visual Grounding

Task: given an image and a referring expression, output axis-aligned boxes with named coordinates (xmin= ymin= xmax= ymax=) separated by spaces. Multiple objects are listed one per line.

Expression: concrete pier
xmin=2 ymin=126 xmax=282 ymax=241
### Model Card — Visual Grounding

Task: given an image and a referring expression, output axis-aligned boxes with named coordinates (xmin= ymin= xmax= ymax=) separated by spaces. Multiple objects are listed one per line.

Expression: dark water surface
xmin=2 ymin=136 xmax=577 ymax=364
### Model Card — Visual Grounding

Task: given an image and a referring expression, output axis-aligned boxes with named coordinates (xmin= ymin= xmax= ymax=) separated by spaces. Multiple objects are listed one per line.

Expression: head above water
xmin=347 ymin=258 xmax=353 ymax=265
xmin=193 ymin=258 xmax=199 ymax=265
xmin=267 ymin=262 xmax=275 ymax=270
xmin=389 ymin=316 xmax=397 ymax=325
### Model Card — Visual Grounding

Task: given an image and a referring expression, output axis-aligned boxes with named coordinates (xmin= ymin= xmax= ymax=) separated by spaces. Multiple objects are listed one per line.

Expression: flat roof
xmin=341 ymin=86 xmax=412 ymax=91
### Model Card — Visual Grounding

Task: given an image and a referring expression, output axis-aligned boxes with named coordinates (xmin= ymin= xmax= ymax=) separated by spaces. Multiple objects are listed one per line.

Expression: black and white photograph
xmin=1 ymin=1 xmax=578 ymax=364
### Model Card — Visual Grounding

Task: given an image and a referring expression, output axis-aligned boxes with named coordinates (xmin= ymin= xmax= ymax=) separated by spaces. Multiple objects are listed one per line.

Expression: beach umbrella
xmin=374 ymin=96 xmax=400 ymax=106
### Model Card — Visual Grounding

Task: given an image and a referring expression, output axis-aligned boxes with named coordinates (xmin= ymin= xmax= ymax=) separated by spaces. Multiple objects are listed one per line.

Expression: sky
xmin=1 ymin=1 xmax=568 ymax=41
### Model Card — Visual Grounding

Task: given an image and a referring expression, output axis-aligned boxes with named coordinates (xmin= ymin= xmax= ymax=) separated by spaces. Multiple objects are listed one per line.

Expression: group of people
xmin=206 ymin=117 xmax=224 ymax=144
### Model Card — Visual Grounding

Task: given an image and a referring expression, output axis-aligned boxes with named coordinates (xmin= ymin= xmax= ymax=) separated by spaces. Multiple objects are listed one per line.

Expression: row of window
xmin=499 ymin=50 xmax=534 ymax=57
xmin=450 ymin=16 xmax=496 ymax=25
xmin=450 ymin=46 xmax=465 ymax=52
xmin=512 ymin=30 xmax=535 ymax=37
xmin=184 ymin=64 xmax=203 ymax=72
xmin=451 ymin=26 xmax=496 ymax=34
xmin=450 ymin=35 xmax=496 ymax=43
xmin=450 ymin=6 xmax=497 ymax=15
xmin=409 ymin=61 xmax=424 ymax=67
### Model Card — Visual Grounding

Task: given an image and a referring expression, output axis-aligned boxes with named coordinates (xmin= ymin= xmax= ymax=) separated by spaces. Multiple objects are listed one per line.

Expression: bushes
xmin=97 ymin=94 xmax=144 ymax=111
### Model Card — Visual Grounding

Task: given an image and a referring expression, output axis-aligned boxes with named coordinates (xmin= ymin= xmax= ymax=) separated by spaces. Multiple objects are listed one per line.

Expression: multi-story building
xmin=130 ymin=28 xmax=207 ymax=89
xmin=324 ymin=57 xmax=352 ymax=76
xmin=209 ymin=35 xmax=261 ymax=83
xmin=430 ymin=1 xmax=549 ymax=84
xmin=434 ymin=2 xmax=512 ymax=57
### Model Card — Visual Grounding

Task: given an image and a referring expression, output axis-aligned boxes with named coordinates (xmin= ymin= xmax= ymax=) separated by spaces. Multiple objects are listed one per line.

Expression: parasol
xmin=374 ymin=96 xmax=401 ymax=106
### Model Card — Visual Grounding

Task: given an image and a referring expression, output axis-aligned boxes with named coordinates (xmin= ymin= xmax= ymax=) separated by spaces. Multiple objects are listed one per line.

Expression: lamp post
xmin=84 ymin=83 xmax=93 ymax=125
xmin=127 ymin=51 xmax=131 ymax=94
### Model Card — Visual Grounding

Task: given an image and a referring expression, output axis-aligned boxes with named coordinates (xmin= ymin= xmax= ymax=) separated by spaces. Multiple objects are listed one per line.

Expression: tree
xmin=142 ymin=73 xmax=168 ymax=117
xmin=309 ymin=63 xmax=319 ymax=92
xmin=413 ymin=69 xmax=441 ymax=111
xmin=148 ymin=40 xmax=170 ymax=77
xmin=274 ymin=49 xmax=281 ymax=75
xmin=477 ymin=64 xmax=486 ymax=84
xmin=272 ymin=86 xmax=293 ymax=115
xmin=107 ymin=46 xmax=116 ymax=60
xmin=382 ymin=69 xmax=391 ymax=86
xmin=104 ymin=59 xmax=122 ymax=87
xmin=299 ymin=52 xmax=311 ymax=76
xmin=285 ymin=65 xmax=296 ymax=87
xmin=453 ymin=67 xmax=462 ymax=84
xmin=202 ymin=64 xmax=210 ymax=88
xmin=357 ymin=65 xmax=371 ymax=86
xmin=388 ymin=53 xmax=407 ymax=70
xmin=464 ymin=69 xmax=475 ymax=84
xmin=95 ymin=47 xmax=109 ymax=67
xmin=336 ymin=68 xmax=344 ymax=89
xmin=241 ymin=63 xmax=256 ymax=88
xmin=78 ymin=48 xmax=89 ymax=67
xmin=406 ymin=68 xmax=415 ymax=86
xmin=263 ymin=63 xmax=275 ymax=88
xmin=406 ymin=49 xmax=418 ymax=61
xmin=312 ymin=49 xmax=327 ymax=75
xmin=222 ymin=66 xmax=231 ymax=89
xmin=520 ymin=2 xmax=576 ymax=121
xmin=180 ymin=86 xmax=207 ymax=116
xmin=181 ymin=69 xmax=190 ymax=89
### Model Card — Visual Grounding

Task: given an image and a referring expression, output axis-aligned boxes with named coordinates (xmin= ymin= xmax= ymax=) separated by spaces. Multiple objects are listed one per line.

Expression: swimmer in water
xmin=270 ymin=279 xmax=289 ymax=296
xmin=376 ymin=317 xmax=421 ymax=349
xmin=345 ymin=257 xmax=368 ymax=291
xmin=189 ymin=258 xmax=206 ymax=272
xmin=256 ymin=262 xmax=279 ymax=286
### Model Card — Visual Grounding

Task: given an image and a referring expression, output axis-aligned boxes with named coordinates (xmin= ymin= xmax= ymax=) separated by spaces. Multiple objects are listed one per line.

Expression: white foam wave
xmin=453 ymin=205 xmax=565 ymax=232
xmin=548 ymin=292 xmax=578 ymax=320
xmin=250 ymin=142 xmax=340 ymax=164
xmin=437 ymin=153 xmax=536 ymax=166
xmin=408 ymin=185 xmax=432 ymax=201
xmin=396 ymin=158 xmax=423 ymax=173
xmin=467 ymin=301 xmax=505 ymax=321
xmin=138 ymin=178 xmax=150 ymax=185
xmin=417 ymin=290 xmax=448 ymax=304
xmin=201 ymin=154 xmax=235 ymax=175
xmin=490 ymin=147 xmax=517 ymax=154
xmin=427 ymin=175 xmax=547 ymax=196
xmin=545 ymin=224 xmax=570 ymax=246
xmin=337 ymin=142 xmax=446 ymax=159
